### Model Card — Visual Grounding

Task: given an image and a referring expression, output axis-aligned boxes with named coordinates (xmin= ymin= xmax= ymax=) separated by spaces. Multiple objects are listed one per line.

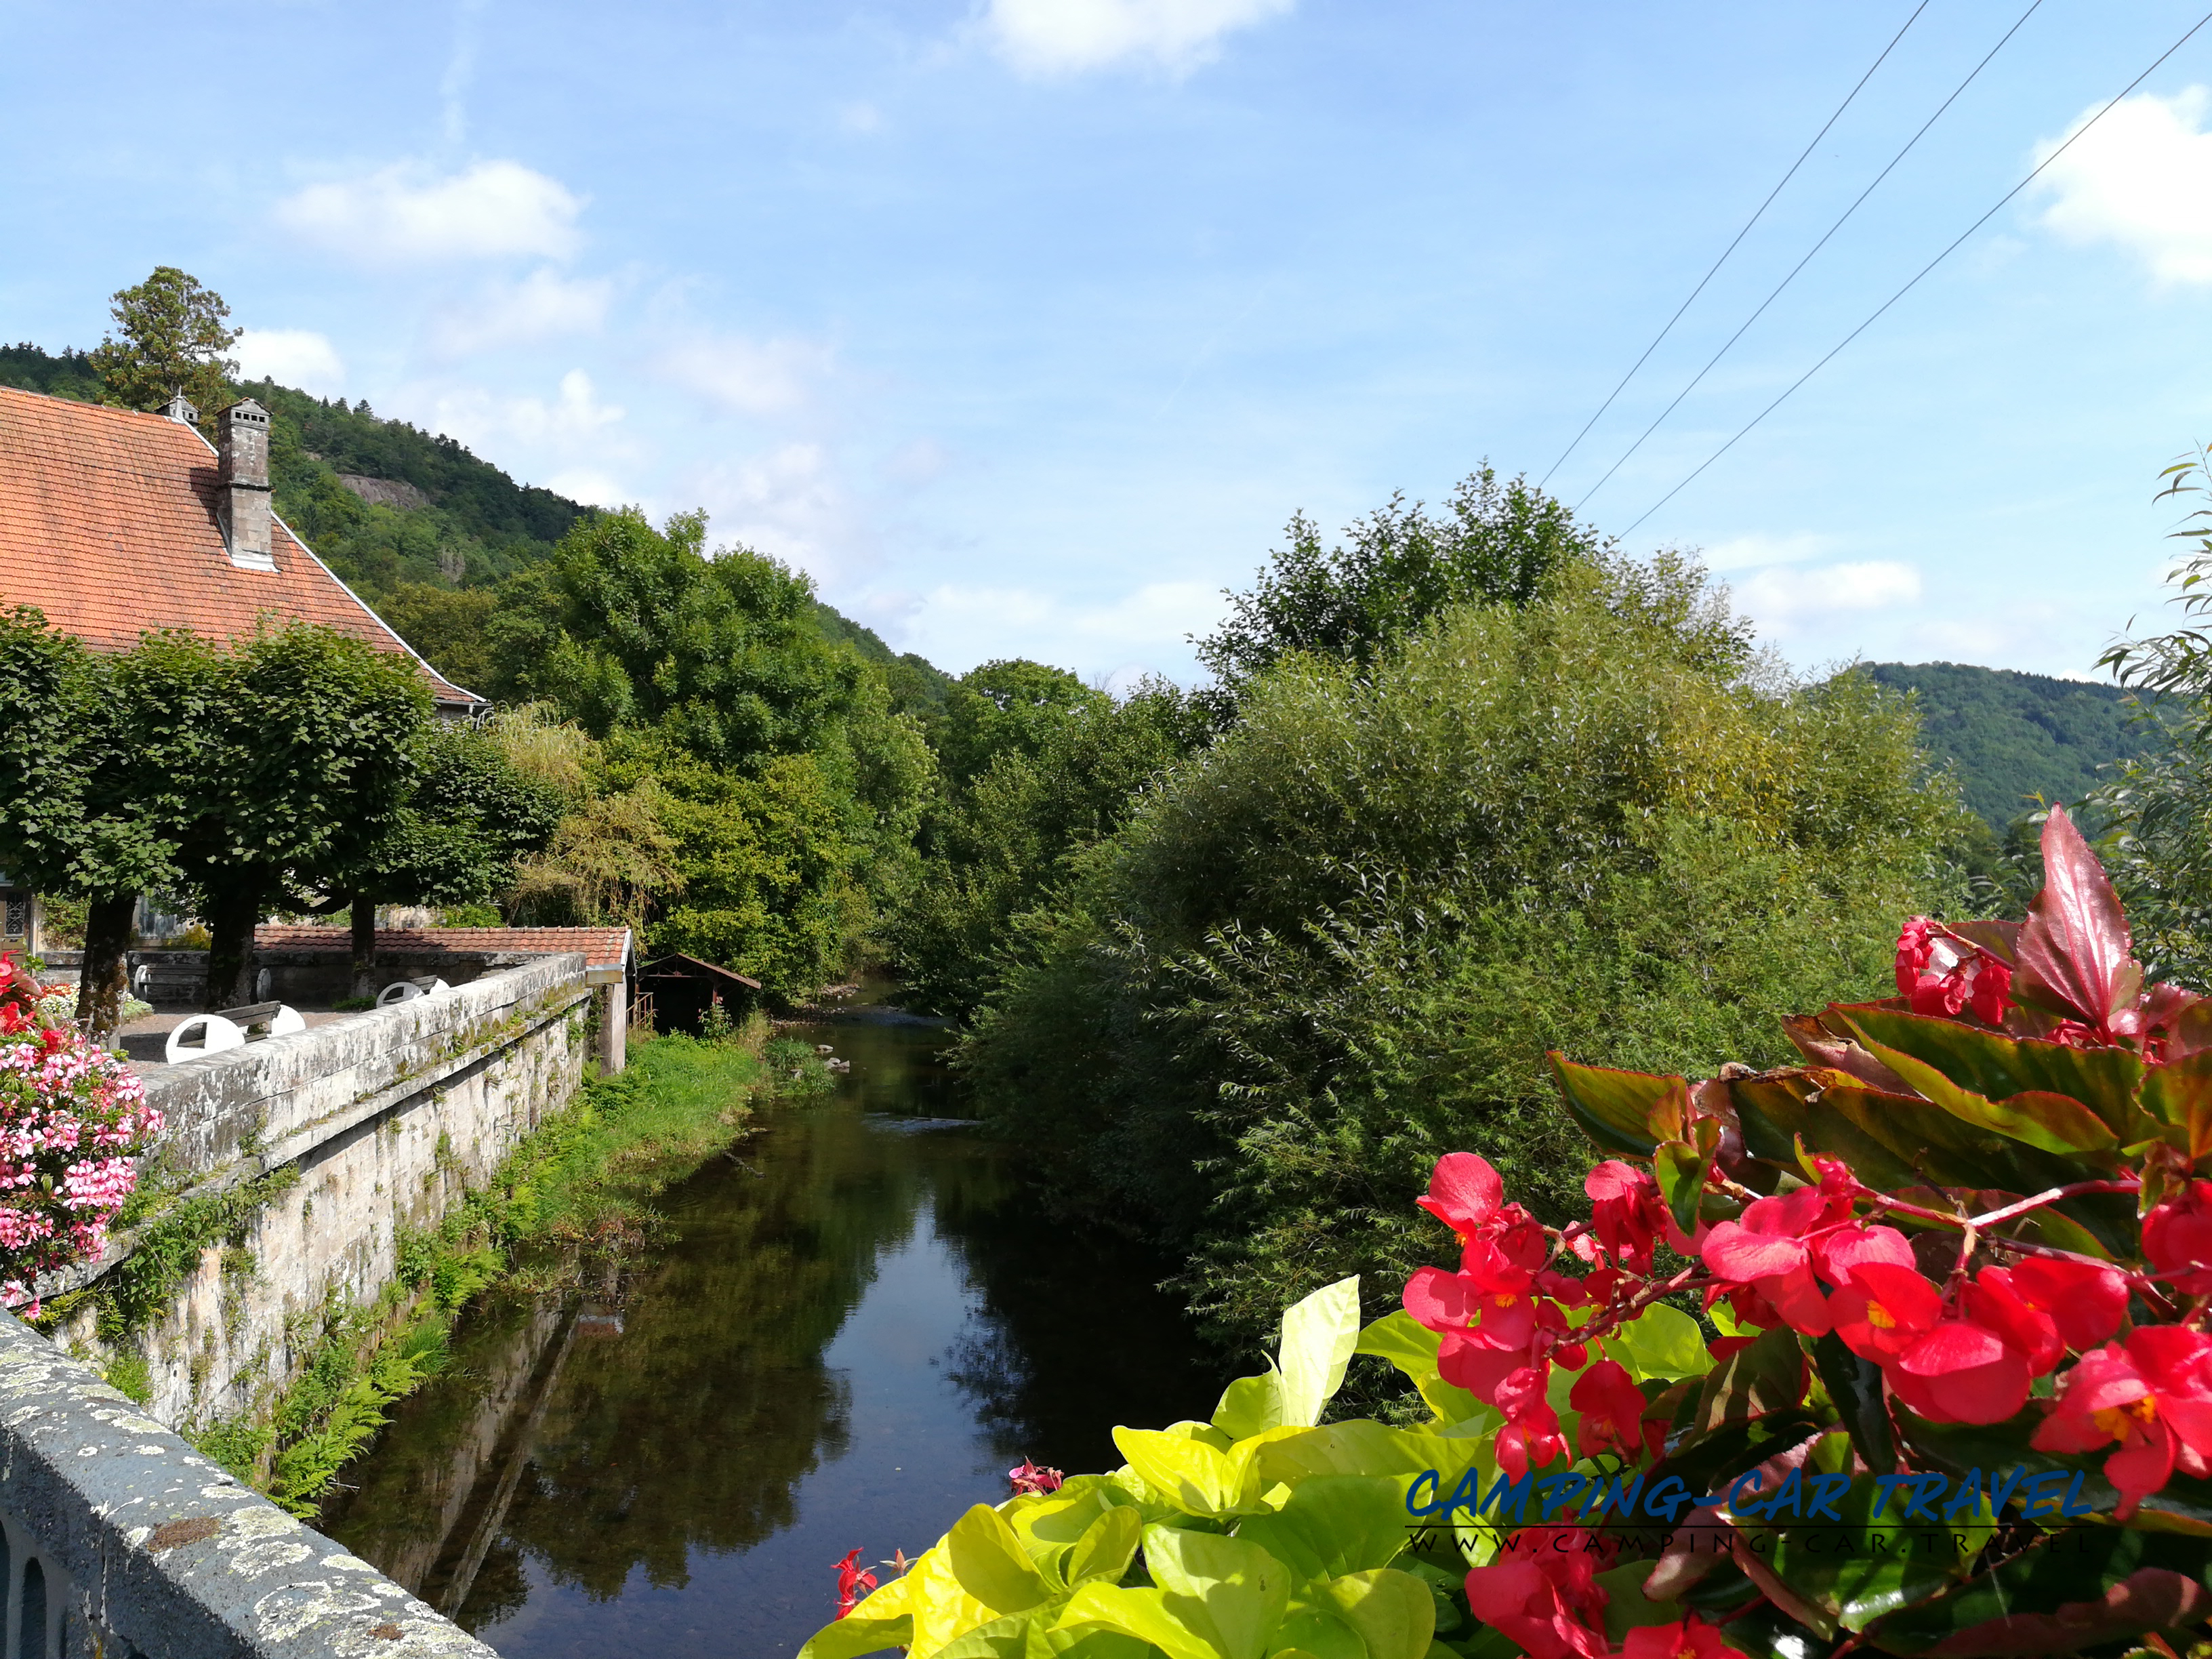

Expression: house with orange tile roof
xmin=0 ymin=384 xmax=483 ymax=712
xmin=0 ymin=384 xmax=486 ymax=961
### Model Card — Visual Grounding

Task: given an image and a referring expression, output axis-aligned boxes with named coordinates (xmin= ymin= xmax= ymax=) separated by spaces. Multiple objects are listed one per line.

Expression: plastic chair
xmin=376 ymin=977 xmax=452 ymax=1006
xmin=165 ymin=1015 xmax=246 ymax=1065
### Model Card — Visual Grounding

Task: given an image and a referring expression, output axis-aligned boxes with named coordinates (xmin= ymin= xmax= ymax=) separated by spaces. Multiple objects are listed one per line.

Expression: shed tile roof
xmin=640 ymin=951 xmax=764 ymax=991
xmin=254 ymin=924 xmax=632 ymax=973
xmin=0 ymin=386 xmax=481 ymax=707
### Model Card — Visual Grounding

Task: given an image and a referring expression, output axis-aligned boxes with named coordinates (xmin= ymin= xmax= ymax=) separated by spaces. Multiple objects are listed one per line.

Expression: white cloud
xmin=897 ymin=578 xmax=1225 ymax=674
xmin=2034 ymin=87 xmax=2212 ymax=283
xmin=1699 ymin=531 xmax=1833 ymax=573
xmin=1734 ymin=560 xmax=1922 ymax=636
xmin=542 ymin=469 xmax=629 ymax=508
xmin=276 ymin=159 xmax=584 ymax=264
xmin=428 ymin=268 xmax=614 ymax=359
xmin=428 ymin=369 xmax=626 ymax=456
xmin=232 ymin=328 xmax=345 ymax=396
xmin=653 ymin=332 xmax=832 ymax=415
xmin=984 ymin=0 xmax=1293 ymax=75
xmin=837 ymin=100 xmax=886 ymax=135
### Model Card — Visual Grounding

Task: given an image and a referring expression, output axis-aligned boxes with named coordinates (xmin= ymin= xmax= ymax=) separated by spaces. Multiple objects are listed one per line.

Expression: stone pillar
xmin=596 ymin=977 xmax=627 ymax=1076
xmin=217 ymin=398 xmax=273 ymax=565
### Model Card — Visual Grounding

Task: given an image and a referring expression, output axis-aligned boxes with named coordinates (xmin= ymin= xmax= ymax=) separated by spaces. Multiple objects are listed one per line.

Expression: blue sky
xmin=6 ymin=1 xmax=2212 ymax=684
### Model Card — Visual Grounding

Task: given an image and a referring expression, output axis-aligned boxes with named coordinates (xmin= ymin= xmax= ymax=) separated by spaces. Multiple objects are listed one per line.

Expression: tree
xmin=964 ymin=562 xmax=1969 ymax=1345
xmin=482 ymin=508 xmax=866 ymax=769
xmin=890 ymin=677 xmax=1210 ymax=1015
xmin=1193 ymin=466 xmax=1607 ymax=699
xmin=89 ymin=267 xmax=239 ymax=415
xmin=321 ymin=720 xmax=565 ymax=995
xmin=0 ymin=609 xmax=179 ymax=1040
xmin=117 ymin=626 xmax=430 ymax=1009
xmin=931 ymin=660 xmax=1107 ymax=794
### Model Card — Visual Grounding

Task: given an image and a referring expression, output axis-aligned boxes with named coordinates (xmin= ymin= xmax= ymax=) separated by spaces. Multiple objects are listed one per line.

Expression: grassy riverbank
xmin=188 ymin=1024 xmax=820 ymax=1513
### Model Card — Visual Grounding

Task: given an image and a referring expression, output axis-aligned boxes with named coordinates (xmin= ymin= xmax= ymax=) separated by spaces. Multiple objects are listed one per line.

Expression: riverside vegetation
xmin=70 ymin=1023 xmax=821 ymax=1517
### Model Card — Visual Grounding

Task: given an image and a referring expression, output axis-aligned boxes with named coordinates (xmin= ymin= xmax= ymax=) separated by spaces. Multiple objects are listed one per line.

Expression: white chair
xmin=165 ymin=1015 xmax=246 ymax=1065
xmin=376 ymin=977 xmax=451 ymax=1006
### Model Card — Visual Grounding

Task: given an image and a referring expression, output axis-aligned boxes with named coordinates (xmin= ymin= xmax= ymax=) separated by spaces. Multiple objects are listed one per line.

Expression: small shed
xmin=637 ymin=953 xmax=763 ymax=1036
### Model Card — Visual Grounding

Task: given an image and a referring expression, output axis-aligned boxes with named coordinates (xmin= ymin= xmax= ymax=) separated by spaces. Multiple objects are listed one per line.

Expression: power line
xmin=1575 ymin=0 xmax=2047 ymax=512
xmin=1540 ymin=1 xmax=1932 ymax=489
xmin=1620 ymin=6 xmax=2212 ymax=537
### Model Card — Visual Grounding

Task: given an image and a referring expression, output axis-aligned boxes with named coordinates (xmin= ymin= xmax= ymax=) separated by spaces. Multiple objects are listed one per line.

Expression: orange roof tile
xmin=255 ymin=924 xmax=632 ymax=973
xmin=0 ymin=386 xmax=481 ymax=706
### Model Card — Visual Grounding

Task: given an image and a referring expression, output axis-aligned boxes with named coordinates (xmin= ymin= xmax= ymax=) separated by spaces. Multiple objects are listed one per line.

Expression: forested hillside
xmin=0 ymin=341 xmax=947 ymax=708
xmin=1851 ymin=659 xmax=2150 ymax=827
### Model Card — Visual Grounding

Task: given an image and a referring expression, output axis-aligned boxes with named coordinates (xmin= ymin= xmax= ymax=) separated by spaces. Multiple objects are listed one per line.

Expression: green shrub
xmin=964 ymin=569 xmax=1973 ymax=1345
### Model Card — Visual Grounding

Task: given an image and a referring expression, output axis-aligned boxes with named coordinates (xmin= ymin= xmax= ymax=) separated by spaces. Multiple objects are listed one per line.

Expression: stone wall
xmin=45 ymin=955 xmax=593 ymax=1431
xmin=0 ymin=1309 xmax=494 ymax=1659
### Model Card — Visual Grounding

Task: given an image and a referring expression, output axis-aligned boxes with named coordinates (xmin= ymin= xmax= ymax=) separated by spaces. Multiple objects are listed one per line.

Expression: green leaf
xmin=1811 ymin=1332 xmax=1898 ymax=1477
xmin=1214 ymin=1373 xmax=1287 ymax=1442
xmin=1143 ymin=1525 xmax=1294 ymax=1659
xmin=1322 ymin=1569 xmax=1435 ymax=1659
xmin=1652 ymin=1139 xmax=1708 ymax=1238
xmin=1067 ymin=1505 xmax=1143 ymax=1588
xmin=1355 ymin=1313 xmax=1487 ymax=1426
xmin=1755 ymin=1469 xmax=1959 ymax=1634
xmin=1837 ymin=1004 xmax=2144 ymax=1139
xmin=796 ymin=1616 xmax=914 ymax=1659
xmin=1116 ymin=1429 xmax=1246 ymax=1517
xmin=1865 ymin=1525 xmax=2212 ymax=1654
xmin=1608 ymin=1303 xmax=1710 ymax=1385
xmin=947 ymin=1504 xmax=1057 ymax=1614
xmin=1056 ymin=1585 xmax=1217 ymax=1659
xmin=1278 ymin=1276 xmax=1362 ymax=1429
xmin=1592 ymin=1562 xmax=1685 ymax=1643
xmin=1729 ymin=1072 xmax=2140 ymax=1256
xmin=2138 ymin=1048 xmax=2212 ymax=1161
xmin=1546 ymin=1055 xmax=1684 ymax=1157
xmin=933 ymin=1613 xmax=1046 ymax=1659
xmin=1235 ymin=1477 xmax=1410 ymax=1580
xmin=1269 ymin=1610 xmax=1365 ymax=1659
xmin=1690 ymin=1325 xmax=1804 ymax=1433
xmin=1851 ymin=1034 xmax=2120 ymax=1159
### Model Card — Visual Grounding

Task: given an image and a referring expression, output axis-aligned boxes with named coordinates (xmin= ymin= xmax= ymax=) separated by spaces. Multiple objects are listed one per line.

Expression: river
xmin=321 ymin=996 xmax=1221 ymax=1658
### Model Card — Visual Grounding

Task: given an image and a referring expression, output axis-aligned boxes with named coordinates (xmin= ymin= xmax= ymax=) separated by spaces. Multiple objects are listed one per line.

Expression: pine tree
xmin=89 ymin=267 xmax=240 ymax=415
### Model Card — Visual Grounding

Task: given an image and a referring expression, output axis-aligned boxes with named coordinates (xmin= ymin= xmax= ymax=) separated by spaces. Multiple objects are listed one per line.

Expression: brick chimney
xmin=217 ymin=398 xmax=273 ymax=565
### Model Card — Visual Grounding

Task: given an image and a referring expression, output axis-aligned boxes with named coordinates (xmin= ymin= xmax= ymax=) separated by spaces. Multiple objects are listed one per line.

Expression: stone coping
xmin=0 ymin=1309 xmax=495 ymax=1657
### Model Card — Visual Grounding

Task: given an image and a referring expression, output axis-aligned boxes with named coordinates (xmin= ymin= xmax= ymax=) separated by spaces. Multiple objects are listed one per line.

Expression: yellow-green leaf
xmin=1322 ymin=1569 xmax=1435 ymax=1659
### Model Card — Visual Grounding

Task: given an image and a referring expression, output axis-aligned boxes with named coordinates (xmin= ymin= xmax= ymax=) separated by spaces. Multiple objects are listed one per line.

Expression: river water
xmin=321 ymin=1000 xmax=1221 ymax=1658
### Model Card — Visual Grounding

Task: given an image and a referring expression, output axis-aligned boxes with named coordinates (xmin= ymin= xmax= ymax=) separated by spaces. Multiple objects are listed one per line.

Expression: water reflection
xmin=323 ymin=1004 xmax=1220 ymax=1658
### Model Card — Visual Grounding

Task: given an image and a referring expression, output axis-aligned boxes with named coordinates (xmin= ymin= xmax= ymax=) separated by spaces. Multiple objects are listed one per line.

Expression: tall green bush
xmin=964 ymin=563 xmax=1972 ymax=1345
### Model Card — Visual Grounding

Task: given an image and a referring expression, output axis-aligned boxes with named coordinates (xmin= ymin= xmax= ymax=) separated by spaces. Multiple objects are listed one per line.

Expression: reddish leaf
xmin=2012 ymin=806 xmax=2139 ymax=1027
xmin=1778 ymin=1013 xmax=1912 ymax=1094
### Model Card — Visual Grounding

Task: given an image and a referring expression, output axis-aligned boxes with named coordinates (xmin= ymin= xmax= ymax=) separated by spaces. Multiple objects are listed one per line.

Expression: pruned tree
xmin=121 ymin=626 xmax=429 ymax=1010
xmin=0 ymin=608 xmax=180 ymax=1040
xmin=319 ymin=720 xmax=566 ymax=996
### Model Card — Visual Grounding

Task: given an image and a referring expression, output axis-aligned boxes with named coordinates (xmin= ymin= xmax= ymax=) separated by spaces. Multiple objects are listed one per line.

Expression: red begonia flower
xmin=1812 ymin=1223 xmax=1915 ymax=1290
xmin=1419 ymin=1153 xmax=1504 ymax=1240
xmin=1495 ymin=1402 xmax=1566 ymax=1481
xmin=2035 ymin=1328 xmax=2212 ymax=1517
xmin=2007 ymin=1256 xmax=2127 ymax=1352
xmin=1702 ymin=1187 xmax=1847 ymax=1337
xmin=1570 ymin=1358 xmax=1656 ymax=1465
xmin=1827 ymin=1261 xmax=1942 ymax=1364
xmin=1586 ymin=1161 xmax=1664 ymax=1274
xmin=1437 ymin=1330 xmax=1528 ymax=1402
xmin=833 ymin=1549 xmax=879 ymax=1619
xmin=1404 ymin=1265 xmax=1479 ymax=1332
xmin=1963 ymin=1269 xmax=2063 ymax=1376
xmin=1465 ymin=1530 xmax=1609 ymax=1659
xmin=1889 ymin=1320 xmax=2032 ymax=1425
xmin=2144 ymin=1181 xmax=2212 ymax=1295
xmin=1622 ymin=1616 xmax=1751 ymax=1659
